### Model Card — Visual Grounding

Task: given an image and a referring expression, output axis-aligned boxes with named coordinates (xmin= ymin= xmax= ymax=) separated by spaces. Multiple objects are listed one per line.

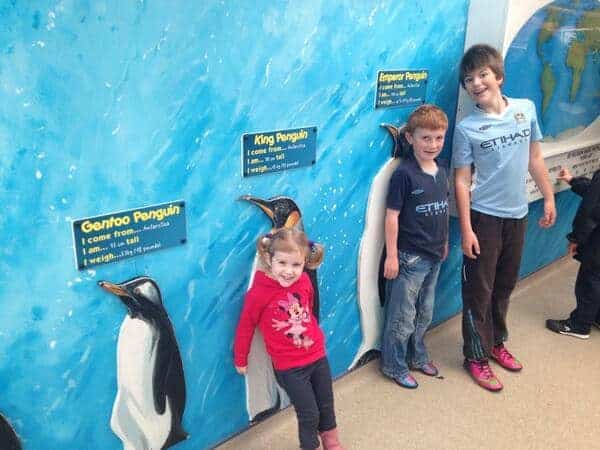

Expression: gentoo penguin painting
xmin=351 ymin=124 xmax=410 ymax=368
xmin=0 ymin=413 xmax=22 ymax=450
xmin=99 ymin=276 xmax=188 ymax=450
xmin=238 ymin=195 xmax=320 ymax=422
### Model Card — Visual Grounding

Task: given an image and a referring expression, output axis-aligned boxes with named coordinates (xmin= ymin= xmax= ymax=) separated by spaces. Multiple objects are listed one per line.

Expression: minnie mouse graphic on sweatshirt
xmin=234 ymin=271 xmax=325 ymax=371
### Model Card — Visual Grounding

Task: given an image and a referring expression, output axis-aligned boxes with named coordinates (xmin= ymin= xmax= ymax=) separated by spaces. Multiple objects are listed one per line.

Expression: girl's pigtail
xmin=256 ymin=233 xmax=273 ymax=267
xmin=305 ymin=241 xmax=324 ymax=270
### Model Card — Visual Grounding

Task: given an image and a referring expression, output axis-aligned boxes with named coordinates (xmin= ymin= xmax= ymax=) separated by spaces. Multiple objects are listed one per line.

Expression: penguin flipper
xmin=156 ymin=356 xmax=189 ymax=450
xmin=153 ymin=333 xmax=173 ymax=415
xmin=152 ymin=321 xmax=188 ymax=449
xmin=306 ymin=269 xmax=319 ymax=322
xmin=152 ymin=342 xmax=171 ymax=414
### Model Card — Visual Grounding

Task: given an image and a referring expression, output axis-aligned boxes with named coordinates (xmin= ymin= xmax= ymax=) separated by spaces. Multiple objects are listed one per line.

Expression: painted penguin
xmin=0 ymin=414 xmax=22 ymax=450
xmin=238 ymin=195 xmax=320 ymax=422
xmin=351 ymin=124 xmax=410 ymax=368
xmin=99 ymin=277 xmax=188 ymax=450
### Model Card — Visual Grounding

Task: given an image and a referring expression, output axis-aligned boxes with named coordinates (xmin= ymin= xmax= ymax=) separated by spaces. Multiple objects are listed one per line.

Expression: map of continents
xmin=504 ymin=0 xmax=599 ymax=139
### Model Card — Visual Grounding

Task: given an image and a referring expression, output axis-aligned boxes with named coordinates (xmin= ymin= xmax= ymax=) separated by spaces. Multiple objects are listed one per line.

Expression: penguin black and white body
xmin=99 ymin=277 xmax=188 ymax=450
xmin=238 ymin=195 xmax=320 ymax=422
xmin=0 ymin=414 xmax=22 ymax=450
xmin=351 ymin=125 xmax=410 ymax=368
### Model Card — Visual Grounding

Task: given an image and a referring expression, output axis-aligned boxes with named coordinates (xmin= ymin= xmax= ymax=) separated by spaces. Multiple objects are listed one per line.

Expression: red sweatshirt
xmin=234 ymin=271 xmax=326 ymax=370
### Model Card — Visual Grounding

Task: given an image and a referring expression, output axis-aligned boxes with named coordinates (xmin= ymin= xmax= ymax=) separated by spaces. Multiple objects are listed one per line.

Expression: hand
xmin=441 ymin=242 xmax=449 ymax=261
xmin=235 ymin=365 xmax=247 ymax=375
xmin=568 ymin=242 xmax=578 ymax=257
xmin=383 ymin=255 xmax=399 ymax=279
xmin=538 ymin=199 xmax=556 ymax=228
xmin=557 ymin=168 xmax=573 ymax=184
xmin=461 ymin=229 xmax=480 ymax=259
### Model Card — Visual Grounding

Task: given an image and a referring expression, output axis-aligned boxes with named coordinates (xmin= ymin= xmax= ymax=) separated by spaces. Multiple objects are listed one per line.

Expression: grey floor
xmin=218 ymin=257 xmax=600 ymax=449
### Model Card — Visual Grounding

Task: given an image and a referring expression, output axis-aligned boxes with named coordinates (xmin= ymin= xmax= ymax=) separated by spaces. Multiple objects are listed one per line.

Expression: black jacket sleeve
xmin=569 ymin=176 xmax=591 ymax=197
xmin=568 ymin=170 xmax=600 ymax=245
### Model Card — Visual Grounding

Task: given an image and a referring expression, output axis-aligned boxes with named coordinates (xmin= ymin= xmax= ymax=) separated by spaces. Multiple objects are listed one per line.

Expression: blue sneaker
xmin=415 ymin=361 xmax=439 ymax=377
xmin=395 ymin=373 xmax=418 ymax=389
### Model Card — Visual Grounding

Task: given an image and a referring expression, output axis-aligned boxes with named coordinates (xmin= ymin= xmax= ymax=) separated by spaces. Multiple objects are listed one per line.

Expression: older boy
xmin=453 ymin=44 xmax=556 ymax=392
xmin=547 ymin=168 xmax=600 ymax=339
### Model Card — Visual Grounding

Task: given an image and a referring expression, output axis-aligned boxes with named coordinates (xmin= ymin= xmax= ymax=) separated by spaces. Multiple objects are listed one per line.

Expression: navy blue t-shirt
xmin=386 ymin=156 xmax=449 ymax=261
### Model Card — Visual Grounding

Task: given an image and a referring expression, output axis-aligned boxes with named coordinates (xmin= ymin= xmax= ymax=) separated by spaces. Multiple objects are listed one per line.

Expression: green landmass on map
xmin=566 ymin=8 xmax=600 ymax=101
xmin=538 ymin=6 xmax=600 ymax=111
xmin=537 ymin=6 xmax=561 ymax=55
xmin=537 ymin=6 xmax=562 ymax=113
xmin=541 ymin=64 xmax=556 ymax=113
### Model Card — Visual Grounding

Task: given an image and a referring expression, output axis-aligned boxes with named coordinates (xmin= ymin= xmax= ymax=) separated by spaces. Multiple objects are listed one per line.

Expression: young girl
xmin=234 ymin=228 xmax=344 ymax=450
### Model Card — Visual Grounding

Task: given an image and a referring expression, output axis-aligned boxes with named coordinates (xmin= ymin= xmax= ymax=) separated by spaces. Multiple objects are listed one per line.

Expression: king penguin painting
xmin=351 ymin=124 xmax=410 ymax=368
xmin=99 ymin=276 xmax=188 ymax=450
xmin=238 ymin=195 xmax=320 ymax=422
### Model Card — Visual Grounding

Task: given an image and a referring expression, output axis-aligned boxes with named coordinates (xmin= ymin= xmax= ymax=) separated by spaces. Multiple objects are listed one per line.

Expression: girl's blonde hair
xmin=257 ymin=228 xmax=324 ymax=270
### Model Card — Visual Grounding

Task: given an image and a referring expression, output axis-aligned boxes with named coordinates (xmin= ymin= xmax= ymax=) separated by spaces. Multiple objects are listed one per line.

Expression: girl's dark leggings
xmin=275 ymin=357 xmax=336 ymax=450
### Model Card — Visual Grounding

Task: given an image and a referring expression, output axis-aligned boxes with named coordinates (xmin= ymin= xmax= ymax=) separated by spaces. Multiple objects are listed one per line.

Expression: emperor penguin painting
xmin=351 ymin=124 xmax=410 ymax=368
xmin=99 ymin=276 xmax=188 ymax=450
xmin=238 ymin=195 xmax=320 ymax=422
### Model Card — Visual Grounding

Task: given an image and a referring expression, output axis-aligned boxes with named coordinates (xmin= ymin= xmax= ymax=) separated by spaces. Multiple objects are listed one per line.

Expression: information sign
xmin=375 ymin=70 xmax=428 ymax=108
xmin=241 ymin=126 xmax=317 ymax=177
xmin=72 ymin=200 xmax=187 ymax=270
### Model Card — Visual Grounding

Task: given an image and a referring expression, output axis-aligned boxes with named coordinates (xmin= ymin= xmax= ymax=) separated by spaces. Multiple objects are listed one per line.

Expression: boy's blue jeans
xmin=381 ymin=251 xmax=441 ymax=379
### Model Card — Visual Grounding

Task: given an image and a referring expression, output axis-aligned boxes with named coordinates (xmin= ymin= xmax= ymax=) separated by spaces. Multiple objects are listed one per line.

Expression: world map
xmin=504 ymin=0 xmax=599 ymax=140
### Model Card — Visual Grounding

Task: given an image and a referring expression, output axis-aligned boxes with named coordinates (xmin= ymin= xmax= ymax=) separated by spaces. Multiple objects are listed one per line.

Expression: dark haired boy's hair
xmin=459 ymin=44 xmax=504 ymax=88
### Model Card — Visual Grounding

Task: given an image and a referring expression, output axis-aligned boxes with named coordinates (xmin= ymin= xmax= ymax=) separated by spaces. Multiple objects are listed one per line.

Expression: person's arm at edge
xmin=570 ymin=176 xmax=592 ymax=197
xmin=569 ymin=171 xmax=600 ymax=246
xmin=528 ymin=140 xmax=556 ymax=228
xmin=454 ymin=165 xmax=479 ymax=259
xmin=557 ymin=167 xmax=590 ymax=197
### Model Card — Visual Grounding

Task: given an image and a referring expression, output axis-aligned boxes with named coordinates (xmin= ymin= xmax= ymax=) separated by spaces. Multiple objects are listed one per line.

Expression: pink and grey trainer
xmin=491 ymin=344 xmax=523 ymax=371
xmin=464 ymin=359 xmax=503 ymax=392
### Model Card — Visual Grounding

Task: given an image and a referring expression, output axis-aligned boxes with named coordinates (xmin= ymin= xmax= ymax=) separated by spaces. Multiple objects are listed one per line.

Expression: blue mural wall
xmin=0 ymin=1 xmax=588 ymax=449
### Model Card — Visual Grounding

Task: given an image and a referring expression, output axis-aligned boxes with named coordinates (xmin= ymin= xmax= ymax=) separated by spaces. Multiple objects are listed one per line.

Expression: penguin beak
xmin=238 ymin=195 xmax=275 ymax=221
xmin=98 ymin=281 xmax=129 ymax=297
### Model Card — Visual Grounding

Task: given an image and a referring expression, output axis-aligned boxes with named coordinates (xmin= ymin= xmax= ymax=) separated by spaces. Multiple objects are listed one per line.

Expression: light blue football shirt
xmin=452 ymin=97 xmax=543 ymax=218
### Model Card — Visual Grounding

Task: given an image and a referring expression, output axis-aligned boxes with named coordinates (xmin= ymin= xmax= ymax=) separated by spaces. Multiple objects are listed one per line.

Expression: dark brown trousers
xmin=461 ymin=210 xmax=527 ymax=360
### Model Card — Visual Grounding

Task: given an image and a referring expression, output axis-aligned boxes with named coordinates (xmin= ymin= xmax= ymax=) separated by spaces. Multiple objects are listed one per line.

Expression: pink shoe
xmin=319 ymin=428 xmax=345 ymax=450
xmin=464 ymin=359 xmax=503 ymax=392
xmin=491 ymin=344 xmax=523 ymax=371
